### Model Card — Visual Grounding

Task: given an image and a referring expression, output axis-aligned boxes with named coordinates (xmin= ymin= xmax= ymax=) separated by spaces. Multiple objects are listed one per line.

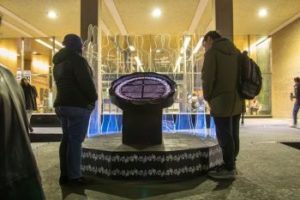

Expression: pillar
xmin=214 ymin=0 xmax=233 ymax=41
xmin=80 ymin=0 xmax=102 ymax=135
xmin=80 ymin=0 xmax=98 ymax=41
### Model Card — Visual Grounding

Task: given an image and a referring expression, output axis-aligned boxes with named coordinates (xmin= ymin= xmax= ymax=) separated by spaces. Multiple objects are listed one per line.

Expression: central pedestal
xmin=109 ymin=72 xmax=177 ymax=146
xmin=123 ymin=107 xmax=162 ymax=146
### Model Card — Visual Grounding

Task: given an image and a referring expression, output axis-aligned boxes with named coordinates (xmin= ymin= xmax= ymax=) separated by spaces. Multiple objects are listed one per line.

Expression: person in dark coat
xmin=53 ymin=34 xmax=98 ymax=185
xmin=20 ymin=78 xmax=38 ymax=132
xmin=0 ymin=65 xmax=44 ymax=199
xmin=201 ymin=31 xmax=243 ymax=179
xmin=290 ymin=77 xmax=300 ymax=128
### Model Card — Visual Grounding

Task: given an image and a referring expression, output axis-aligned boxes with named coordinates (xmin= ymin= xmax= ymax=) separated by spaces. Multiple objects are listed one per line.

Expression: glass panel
xmin=0 ymin=38 xmax=21 ymax=76
xmin=0 ymin=34 xmax=273 ymax=116
xmin=0 ymin=37 xmax=62 ymax=113
xmin=234 ymin=35 xmax=272 ymax=116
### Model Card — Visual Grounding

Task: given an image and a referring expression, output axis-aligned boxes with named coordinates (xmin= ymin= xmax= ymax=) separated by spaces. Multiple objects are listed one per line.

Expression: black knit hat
xmin=203 ymin=31 xmax=222 ymax=42
xmin=62 ymin=34 xmax=83 ymax=52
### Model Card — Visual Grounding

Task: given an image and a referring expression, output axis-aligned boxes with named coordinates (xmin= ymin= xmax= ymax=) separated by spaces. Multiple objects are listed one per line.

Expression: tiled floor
xmin=32 ymin=118 xmax=300 ymax=200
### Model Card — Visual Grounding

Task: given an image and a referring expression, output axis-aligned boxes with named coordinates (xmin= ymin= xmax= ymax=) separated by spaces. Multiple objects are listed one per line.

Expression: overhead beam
xmin=188 ymin=0 xmax=209 ymax=33
xmin=104 ymin=0 xmax=127 ymax=35
xmin=270 ymin=12 xmax=300 ymax=35
xmin=2 ymin=20 xmax=33 ymax=37
xmin=0 ymin=5 xmax=47 ymax=37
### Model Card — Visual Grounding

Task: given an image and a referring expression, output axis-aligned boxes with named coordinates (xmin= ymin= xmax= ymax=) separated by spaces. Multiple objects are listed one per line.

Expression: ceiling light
xmin=35 ymin=39 xmax=58 ymax=52
xmin=47 ymin=10 xmax=58 ymax=19
xmin=258 ymin=8 xmax=268 ymax=18
xmin=152 ymin=8 xmax=161 ymax=18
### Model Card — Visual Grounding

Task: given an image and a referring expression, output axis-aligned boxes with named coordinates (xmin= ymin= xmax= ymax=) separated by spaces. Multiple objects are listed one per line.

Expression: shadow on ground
xmin=280 ymin=142 xmax=300 ymax=150
xmin=59 ymin=176 xmax=234 ymax=199
xmin=30 ymin=133 xmax=62 ymax=142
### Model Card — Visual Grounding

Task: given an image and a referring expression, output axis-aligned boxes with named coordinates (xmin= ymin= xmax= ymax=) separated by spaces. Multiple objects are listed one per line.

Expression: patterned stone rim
xmin=81 ymin=145 xmax=223 ymax=179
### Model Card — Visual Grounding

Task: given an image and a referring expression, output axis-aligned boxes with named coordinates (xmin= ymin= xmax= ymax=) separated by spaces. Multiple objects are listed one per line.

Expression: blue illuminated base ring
xmin=81 ymin=133 xmax=223 ymax=179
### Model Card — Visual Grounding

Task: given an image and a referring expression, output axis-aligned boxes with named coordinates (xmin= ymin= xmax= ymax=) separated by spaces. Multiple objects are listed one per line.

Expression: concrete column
xmin=97 ymin=0 xmax=102 ymax=126
xmin=214 ymin=0 xmax=233 ymax=41
xmin=80 ymin=0 xmax=102 ymax=134
xmin=80 ymin=0 xmax=98 ymax=41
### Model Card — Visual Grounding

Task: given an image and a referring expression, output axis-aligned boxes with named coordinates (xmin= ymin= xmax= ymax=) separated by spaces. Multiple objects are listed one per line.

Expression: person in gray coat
xmin=201 ymin=31 xmax=243 ymax=179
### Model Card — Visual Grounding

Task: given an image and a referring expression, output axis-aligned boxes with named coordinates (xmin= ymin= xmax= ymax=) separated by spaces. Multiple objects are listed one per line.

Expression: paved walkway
xmin=31 ymin=118 xmax=300 ymax=200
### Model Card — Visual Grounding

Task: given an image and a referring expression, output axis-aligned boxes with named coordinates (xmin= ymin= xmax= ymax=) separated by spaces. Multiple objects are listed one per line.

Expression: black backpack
xmin=238 ymin=51 xmax=263 ymax=99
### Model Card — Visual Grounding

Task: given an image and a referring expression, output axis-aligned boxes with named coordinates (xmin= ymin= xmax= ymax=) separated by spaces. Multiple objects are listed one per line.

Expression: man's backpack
xmin=238 ymin=51 xmax=263 ymax=99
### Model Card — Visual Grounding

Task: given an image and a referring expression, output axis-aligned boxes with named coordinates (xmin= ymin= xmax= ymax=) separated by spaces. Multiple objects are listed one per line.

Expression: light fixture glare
xmin=258 ymin=8 xmax=268 ymax=17
xmin=152 ymin=8 xmax=162 ymax=18
xmin=47 ymin=10 xmax=58 ymax=19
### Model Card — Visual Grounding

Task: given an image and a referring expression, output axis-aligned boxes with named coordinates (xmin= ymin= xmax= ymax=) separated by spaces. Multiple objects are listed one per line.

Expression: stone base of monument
xmin=81 ymin=133 xmax=223 ymax=180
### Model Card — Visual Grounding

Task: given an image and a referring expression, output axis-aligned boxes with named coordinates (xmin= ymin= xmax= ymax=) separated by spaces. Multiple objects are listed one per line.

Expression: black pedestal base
xmin=122 ymin=107 xmax=162 ymax=145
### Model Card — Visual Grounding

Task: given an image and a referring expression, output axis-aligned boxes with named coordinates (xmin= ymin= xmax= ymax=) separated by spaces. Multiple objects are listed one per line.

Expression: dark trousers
xmin=293 ymin=103 xmax=300 ymax=125
xmin=55 ymin=106 xmax=91 ymax=179
xmin=213 ymin=114 xmax=241 ymax=171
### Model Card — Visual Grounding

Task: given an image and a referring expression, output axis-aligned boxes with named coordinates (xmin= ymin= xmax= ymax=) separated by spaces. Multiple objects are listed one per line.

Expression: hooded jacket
xmin=53 ymin=48 xmax=98 ymax=109
xmin=201 ymin=38 xmax=243 ymax=117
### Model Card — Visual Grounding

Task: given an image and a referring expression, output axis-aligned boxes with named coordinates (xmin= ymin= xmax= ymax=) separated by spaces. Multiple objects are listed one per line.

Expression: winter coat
xmin=294 ymin=82 xmax=300 ymax=105
xmin=0 ymin=65 xmax=44 ymax=199
xmin=201 ymin=38 xmax=243 ymax=117
xmin=53 ymin=48 xmax=98 ymax=109
xmin=21 ymin=84 xmax=37 ymax=110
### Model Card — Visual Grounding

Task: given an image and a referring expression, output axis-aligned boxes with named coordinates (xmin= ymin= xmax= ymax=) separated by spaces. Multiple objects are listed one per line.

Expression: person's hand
xmin=290 ymin=93 xmax=294 ymax=101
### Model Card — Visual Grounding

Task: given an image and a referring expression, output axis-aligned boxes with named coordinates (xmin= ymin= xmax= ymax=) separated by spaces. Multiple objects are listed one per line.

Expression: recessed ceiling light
xmin=152 ymin=8 xmax=161 ymax=18
xmin=47 ymin=10 xmax=58 ymax=19
xmin=258 ymin=8 xmax=268 ymax=18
